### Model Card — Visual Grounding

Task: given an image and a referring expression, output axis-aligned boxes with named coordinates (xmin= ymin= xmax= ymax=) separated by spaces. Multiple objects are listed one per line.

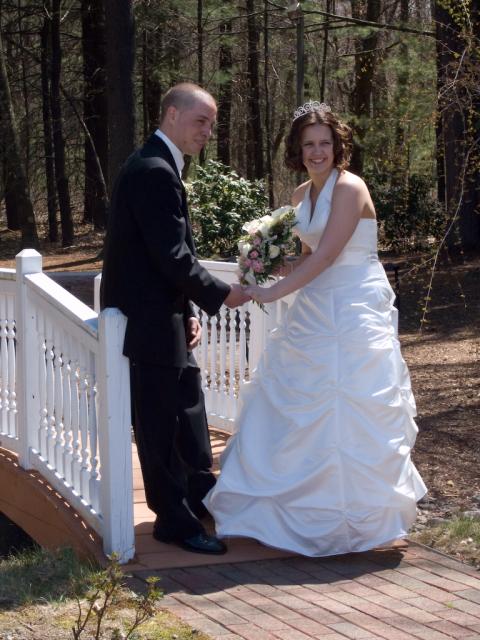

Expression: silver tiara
xmin=293 ymin=101 xmax=332 ymax=121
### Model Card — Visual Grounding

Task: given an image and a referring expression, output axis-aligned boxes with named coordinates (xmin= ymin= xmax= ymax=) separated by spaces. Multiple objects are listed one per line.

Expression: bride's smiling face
xmin=301 ymin=124 xmax=334 ymax=178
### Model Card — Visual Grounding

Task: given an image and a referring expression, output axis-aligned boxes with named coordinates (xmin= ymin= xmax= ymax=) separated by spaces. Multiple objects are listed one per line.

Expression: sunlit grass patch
xmin=0 ymin=548 xmax=211 ymax=639
xmin=0 ymin=546 xmax=97 ymax=607
xmin=411 ymin=516 xmax=480 ymax=567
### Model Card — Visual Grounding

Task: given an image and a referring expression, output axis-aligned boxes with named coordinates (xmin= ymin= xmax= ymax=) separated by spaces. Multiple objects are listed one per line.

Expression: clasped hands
xmin=224 ymin=282 xmax=274 ymax=307
xmin=224 ymin=257 xmax=298 ymax=308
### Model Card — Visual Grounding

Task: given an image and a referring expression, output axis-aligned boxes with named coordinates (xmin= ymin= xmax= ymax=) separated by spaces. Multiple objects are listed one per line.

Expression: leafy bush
xmin=366 ymin=170 xmax=448 ymax=251
xmin=187 ymin=160 xmax=268 ymax=258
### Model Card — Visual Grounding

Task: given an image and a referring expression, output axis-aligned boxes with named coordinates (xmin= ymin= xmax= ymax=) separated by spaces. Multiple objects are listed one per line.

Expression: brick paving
xmin=132 ymin=543 xmax=480 ymax=640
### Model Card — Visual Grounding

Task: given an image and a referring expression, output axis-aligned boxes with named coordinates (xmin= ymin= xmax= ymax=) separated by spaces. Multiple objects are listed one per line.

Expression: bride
xmin=204 ymin=102 xmax=427 ymax=557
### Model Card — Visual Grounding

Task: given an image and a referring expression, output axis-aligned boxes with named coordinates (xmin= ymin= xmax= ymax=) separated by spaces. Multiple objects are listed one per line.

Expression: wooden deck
xmin=127 ymin=429 xmax=292 ymax=571
xmin=0 ymin=429 xmax=291 ymax=570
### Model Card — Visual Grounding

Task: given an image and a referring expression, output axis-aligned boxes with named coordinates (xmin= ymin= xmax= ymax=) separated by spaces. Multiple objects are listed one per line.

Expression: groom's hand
xmin=224 ymin=283 xmax=251 ymax=308
xmin=186 ymin=317 xmax=202 ymax=350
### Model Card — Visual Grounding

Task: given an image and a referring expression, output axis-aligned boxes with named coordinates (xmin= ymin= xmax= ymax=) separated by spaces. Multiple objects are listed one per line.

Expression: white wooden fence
xmin=1 ymin=251 xmax=292 ymax=562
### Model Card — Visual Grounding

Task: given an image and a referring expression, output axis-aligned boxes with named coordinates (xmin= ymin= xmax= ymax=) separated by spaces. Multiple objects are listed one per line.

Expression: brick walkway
xmin=132 ymin=543 xmax=480 ymax=640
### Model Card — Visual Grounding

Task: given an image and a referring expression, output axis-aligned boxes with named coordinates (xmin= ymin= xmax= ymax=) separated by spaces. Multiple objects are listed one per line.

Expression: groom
xmin=100 ymin=83 xmax=249 ymax=554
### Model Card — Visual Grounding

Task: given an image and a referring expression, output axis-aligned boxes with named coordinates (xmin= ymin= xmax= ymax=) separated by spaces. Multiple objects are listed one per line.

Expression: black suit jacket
xmin=100 ymin=134 xmax=230 ymax=367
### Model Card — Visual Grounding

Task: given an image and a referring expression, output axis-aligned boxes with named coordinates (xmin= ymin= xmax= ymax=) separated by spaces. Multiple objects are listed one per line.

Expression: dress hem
xmin=214 ymin=528 xmax=410 ymax=558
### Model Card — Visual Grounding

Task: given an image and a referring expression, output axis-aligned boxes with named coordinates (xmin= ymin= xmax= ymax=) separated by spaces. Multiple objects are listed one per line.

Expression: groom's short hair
xmin=160 ymin=83 xmax=215 ymax=123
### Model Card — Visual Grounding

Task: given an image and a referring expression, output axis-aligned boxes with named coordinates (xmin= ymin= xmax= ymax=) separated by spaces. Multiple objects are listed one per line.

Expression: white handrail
xmin=0 ymin=250 xmax=134 ymax=562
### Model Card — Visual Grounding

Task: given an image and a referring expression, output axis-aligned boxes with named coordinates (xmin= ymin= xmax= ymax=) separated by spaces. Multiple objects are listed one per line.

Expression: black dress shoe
xmin=153 ymin=528 xmax=227 ymax=555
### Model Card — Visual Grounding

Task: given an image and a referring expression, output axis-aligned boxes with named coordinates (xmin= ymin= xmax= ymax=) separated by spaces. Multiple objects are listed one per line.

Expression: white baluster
xmin=209 ymin=312 xmax=218 ymax=416
xmin=36 ymin=310 xmax=48 ymax=457
xmin=87 ymin=351 xmax=99 ymax=512
xmin=6 ymin=297 xmax=16 ymax=438
xmin=45 ymin=321 xmax=56 ymax=465
xmin=53 ymin=325 xmax=64 ymax=475
xmin=70 ymin=341 xmax=82 ymax=494
xmin=0 ymin=296 xmax=9 ymax=435
xmin=78 ymin=346 xmax=91 ymax=504
xmin=228 ymin=308 xmax=237 ymax=421
xmin=62 ymin=332 xmax=74 ymax=486
xmin=200 ymin=309 xmax=210 ymax=407
xmin=218 ymin=306 xmax=227 ymax=418
xmin=238 ymin=306 xmax=248 ymax=385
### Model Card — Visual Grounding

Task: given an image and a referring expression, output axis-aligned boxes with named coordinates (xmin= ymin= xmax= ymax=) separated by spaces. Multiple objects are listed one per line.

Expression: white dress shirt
xmin=154 ymin=129 xmax=185 ymax=177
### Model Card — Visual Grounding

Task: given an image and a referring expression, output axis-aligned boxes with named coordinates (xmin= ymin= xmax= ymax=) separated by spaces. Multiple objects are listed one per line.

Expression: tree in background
xmin=0 ymin=22 xmax=38 ymax=248
xmin=105 ymin=0 xmax=135 ymax=193
xmin=82 ymin=0 xmax=108 ymax=229
xmin=435 ymin=0 xmax=480 ymax=251
xmin=51 ymin=0 xmax=74 ymax=246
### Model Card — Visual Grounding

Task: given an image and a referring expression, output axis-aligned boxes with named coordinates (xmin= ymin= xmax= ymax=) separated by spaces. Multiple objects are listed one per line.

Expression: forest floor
xmin=0 ymin=228 xmax=479 ymax=565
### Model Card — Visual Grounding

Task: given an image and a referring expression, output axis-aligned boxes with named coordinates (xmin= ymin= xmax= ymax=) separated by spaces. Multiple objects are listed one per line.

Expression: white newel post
xmin=97 ymin=307 xmax=135 ymax=562
xmin=247 ymin=302 xmax=268 ymax=373
xmin=94 ymin=273 xmax=101 ymax=313
xmin=15 ymin=249 xmax=42 ymax=469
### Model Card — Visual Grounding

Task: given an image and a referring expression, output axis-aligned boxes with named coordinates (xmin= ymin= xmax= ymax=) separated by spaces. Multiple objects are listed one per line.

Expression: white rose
xmin=258 ymin=215 xmax=273 ymax=237
xmin=244 ymin=270 xmax=257 ymax=285
xmin=269 ymin=244 xmax=280 ymax=259
xmin=271 ymin=205 xmax=292 ymax=219
xmin=242 ymin=219 xmax=260 ymax=234
xmin=238 ymin=242 xmax=252 ymax=257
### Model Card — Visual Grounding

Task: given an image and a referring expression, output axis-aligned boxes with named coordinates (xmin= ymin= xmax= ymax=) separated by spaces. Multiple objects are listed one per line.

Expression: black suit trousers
xmin=130 ymin=354 xmax=215 ymax=538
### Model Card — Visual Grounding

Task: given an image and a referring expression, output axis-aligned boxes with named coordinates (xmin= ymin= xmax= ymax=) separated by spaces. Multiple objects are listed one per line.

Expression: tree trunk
xmin=17 ymin=0 xmax=30 ymax=184
xmin=263 ymin=0 xmax=273 ymax=205
xmin=349 ymin=0 xmax=381 ymax=175
xmin=245 ymin=0 xmax=264 ymax=180
xmin=82 ymin=0 xmax=108 ymax=229
xmin=0 ymin=27 xmax=38 ymax=247
xmin=142 ymin=22 xmax=163 ymax=137
xmin=217 ymin=19 xmax=233 ymax=166
xmin=320 ymin=0 xmax=331 ymax=101
xmin=435 ymin=0 xmax=480 ymax=250
xmin=40 ymin=7 xmax=58 ymax=242
xmin=2 ymin=161 xmax=20 ymax=231
xmin=105 ymin=0 xmax=135 ymax=193
xmin=198 ymin=0 xmax=205 ymax=164
xmin=51 ymin=0 xmax=74 ymax=246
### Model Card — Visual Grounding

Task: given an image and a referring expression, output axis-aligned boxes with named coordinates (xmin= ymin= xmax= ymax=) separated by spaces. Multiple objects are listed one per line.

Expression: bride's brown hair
xmin=284 ymin=109 xmax=353 ymax=172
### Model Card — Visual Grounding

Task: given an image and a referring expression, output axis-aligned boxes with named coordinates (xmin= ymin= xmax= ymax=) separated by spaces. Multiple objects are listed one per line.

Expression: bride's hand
xmin=244 ymin=284 xmax=276 ymax=305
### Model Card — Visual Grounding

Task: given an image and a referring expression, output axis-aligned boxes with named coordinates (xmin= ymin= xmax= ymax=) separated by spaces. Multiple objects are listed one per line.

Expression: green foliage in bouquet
xmin=366 ymin=171 xmax=448 ymax=251
xmin=187 ymin=160 xmax=268 ymax=258
xmin=238 ymin=207 xmax=297 ymax=286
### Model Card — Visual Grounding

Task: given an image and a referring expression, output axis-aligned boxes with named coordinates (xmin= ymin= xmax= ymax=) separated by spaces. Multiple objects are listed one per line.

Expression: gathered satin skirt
xmin=204 ymin=259 xmax=427 ymax=557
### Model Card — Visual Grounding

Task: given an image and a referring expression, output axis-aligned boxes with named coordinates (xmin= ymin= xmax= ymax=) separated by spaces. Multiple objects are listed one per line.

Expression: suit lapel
xmin=145 ymin=134 xmax=197 ymax=256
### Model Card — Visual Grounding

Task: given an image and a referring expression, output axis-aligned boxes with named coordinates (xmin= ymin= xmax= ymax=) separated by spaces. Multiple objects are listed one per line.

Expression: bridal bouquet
xmin=237 ymin=206 xmax=297 ymax=289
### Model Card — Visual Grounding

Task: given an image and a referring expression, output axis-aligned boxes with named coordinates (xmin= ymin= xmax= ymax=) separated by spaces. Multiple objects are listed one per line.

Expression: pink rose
xmin=250 ymin=250 xmax=259 ymax=258
xmin=252 ymin=260 xmax=264 ymax=273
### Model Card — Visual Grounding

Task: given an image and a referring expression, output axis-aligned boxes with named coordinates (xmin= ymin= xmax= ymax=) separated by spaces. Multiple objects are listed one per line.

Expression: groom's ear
xmin=166 ymin=105 xmax=179 ymax=125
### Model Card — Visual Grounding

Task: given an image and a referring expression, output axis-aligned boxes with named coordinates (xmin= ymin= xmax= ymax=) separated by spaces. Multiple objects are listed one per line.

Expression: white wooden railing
xmin=0 ymin=250 xmax=134 ymax=562
xmin=1 ymin=251 xmax=293 ymax=563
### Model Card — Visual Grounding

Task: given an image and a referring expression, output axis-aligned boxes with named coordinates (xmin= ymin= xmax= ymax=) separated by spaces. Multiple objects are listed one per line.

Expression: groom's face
xmin=170 ymin=95 xmax=217 ymax=156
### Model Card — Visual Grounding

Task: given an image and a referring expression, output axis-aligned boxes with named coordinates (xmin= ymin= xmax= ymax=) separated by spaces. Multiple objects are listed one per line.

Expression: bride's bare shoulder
xmin=336 ymin=170 xmax=368 ymax=193
xmin=291 ymin=180 xmax=311 ymax=207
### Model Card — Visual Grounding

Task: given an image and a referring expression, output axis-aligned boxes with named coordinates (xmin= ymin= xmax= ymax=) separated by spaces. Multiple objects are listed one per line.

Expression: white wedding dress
xmin=204 ymin=169 xmax=427 ymax=557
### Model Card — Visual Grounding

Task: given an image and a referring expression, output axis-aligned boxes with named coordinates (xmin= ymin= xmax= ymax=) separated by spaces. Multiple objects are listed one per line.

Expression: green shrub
xmin=187 ymin=160 xmax=268 ymax=258
xmin=366 ymin=170 xmax=448 ymax=251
